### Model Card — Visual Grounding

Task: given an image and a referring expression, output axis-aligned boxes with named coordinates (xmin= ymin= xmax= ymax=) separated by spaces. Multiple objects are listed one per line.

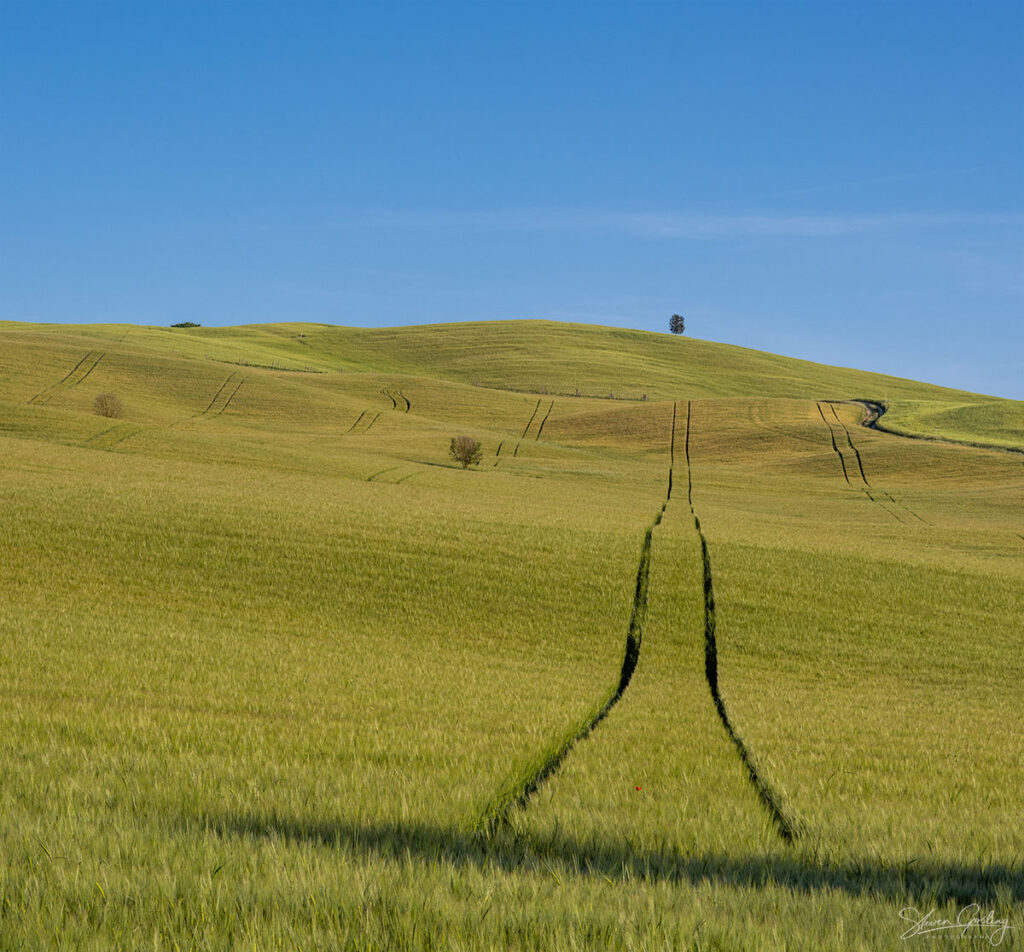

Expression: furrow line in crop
xmin=363 ymin=411 xmax=382 ymax=432
xmin=535 ymin=401 xmax=554 ymax=440
xmin=685 ymin=400 xmax=800 ymax=843
xmin=494 ymin=441 xmax=504 ymax=467
xmin=476 ymin=406 xmax=675 ymax=835
xmin=380 ymin=388 xmax=398 ymax=409
xmin=345 ymin=411 xmax=366 ymax=434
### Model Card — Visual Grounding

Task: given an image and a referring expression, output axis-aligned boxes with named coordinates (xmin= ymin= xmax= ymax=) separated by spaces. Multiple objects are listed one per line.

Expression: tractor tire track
xmin=817 ymin=402 xmax=902 ymax=522
xmin=28 ymin=351 xmax=106 ymax=406
xmin=367 ymin=466 xmax=400 ymax=482
xmin=510 ymin=399 xmax=544 ymax=459
xmin=534 ymin=401 xmax=554 ymax=440
xmin=827 ymin=402 xmax=927 ymax=525
xmin=685 ymin=401 xmax=799 ymax=843
xmin=477 ymin=404 xmax=674 ymax=835
xmin=816 ymin=402 xmax=851 ymax=485
xmin=381 ymin=386 xmax=412 ymax=412
xmin=520 ymin=399 xmax=542 ymax=438
xmin=828 ymin=403 xmax=871 ymax=486
xmin=200 ymin=372 xmax=239 ymax=416
xmin=346 ymin=411 xmax=367 ymax=434
xmin=363 ymin=411 xmax=382 ymax=432
xmin=215 ymin=378 xmax=244 ymax=416
xmin=84 ymin=424 xmax=142 ymax=450
xmin=494 ymin=441 xmax=504 ymax=467
xmin=28 ymin=352 xmax=96 ymax=403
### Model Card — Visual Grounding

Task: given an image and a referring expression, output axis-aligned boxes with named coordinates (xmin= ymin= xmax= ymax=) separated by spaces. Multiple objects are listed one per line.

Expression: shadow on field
xmin=197 ymin=811 xmax=1022 ymax=906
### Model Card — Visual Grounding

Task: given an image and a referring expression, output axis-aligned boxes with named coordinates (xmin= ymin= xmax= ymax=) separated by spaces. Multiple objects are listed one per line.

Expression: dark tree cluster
xmin=669 ymin=314 xmax=685 ymax=335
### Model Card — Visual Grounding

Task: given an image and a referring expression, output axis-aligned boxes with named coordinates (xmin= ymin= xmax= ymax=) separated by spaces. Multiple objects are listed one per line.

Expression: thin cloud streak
xmin=345 ymin=208 xmax=1024 ymax=239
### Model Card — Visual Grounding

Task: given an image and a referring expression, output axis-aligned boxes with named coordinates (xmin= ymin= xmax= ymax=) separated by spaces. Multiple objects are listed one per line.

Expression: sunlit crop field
xmin=1 ymin=321 xmax=1021 ymax=950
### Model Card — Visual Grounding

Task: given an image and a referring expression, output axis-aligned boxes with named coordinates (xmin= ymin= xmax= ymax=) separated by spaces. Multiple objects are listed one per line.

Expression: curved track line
xmin=856 ymin=400 xmax=1024 ymax=461
xmin=685 ymin=401 xmax=799 ymax=843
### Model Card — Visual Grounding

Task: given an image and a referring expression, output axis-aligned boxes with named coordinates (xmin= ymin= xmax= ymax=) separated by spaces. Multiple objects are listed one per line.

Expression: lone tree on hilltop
xmin=449 ymin=435 xmax=483 ymax=470
xmin=669 ymin=313 xmax=685 ymax=335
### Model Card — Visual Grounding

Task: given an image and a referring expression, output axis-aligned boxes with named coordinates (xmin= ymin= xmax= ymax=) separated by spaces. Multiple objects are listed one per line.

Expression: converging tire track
xmin=27 ymin=351 xmax=106 ymax=406
xmin=684 ymin=401 xmax=799 ymax=843
xmin=477 ymin=403 xmax=674 ymax=835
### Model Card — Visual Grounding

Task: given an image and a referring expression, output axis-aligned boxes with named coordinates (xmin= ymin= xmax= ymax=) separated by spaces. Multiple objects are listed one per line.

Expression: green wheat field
xmin=1 ymin=319 xmax=1021 ymax=950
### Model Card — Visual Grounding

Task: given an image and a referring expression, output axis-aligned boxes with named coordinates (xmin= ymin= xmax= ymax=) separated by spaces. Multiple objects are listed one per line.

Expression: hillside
xmin=0 ymin=319 xmax=1021 ymax=951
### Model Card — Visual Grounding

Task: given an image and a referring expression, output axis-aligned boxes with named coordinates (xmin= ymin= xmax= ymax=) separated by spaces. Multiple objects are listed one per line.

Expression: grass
xmin=0 ymin=319 xmax=1021 ymax=950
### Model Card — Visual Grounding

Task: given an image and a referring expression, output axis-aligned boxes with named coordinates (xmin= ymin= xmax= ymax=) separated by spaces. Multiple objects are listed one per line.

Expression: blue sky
xmin=1 ymin=1 xmax=1021 ymax=397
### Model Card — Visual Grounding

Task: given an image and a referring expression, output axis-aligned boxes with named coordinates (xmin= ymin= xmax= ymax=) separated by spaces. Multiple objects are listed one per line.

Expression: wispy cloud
xmin=345 ymin=208 xmax=1024 ymax=239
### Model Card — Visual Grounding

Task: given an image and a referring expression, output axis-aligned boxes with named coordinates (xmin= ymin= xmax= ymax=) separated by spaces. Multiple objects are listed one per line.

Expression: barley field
xmin=1 ymin=320 xmax=1021 ymax=950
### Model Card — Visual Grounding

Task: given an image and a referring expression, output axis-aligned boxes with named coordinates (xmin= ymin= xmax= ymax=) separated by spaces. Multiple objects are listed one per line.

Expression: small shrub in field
xmin=93 ymin=393 xmax=124 ymax=419
xmin=449 ymin=435 xmax=483 ymax=470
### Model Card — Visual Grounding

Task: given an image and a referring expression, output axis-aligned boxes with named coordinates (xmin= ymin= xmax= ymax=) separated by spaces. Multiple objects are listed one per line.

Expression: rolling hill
xmin=1 ymin=320 xmax=1021 ymax=951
